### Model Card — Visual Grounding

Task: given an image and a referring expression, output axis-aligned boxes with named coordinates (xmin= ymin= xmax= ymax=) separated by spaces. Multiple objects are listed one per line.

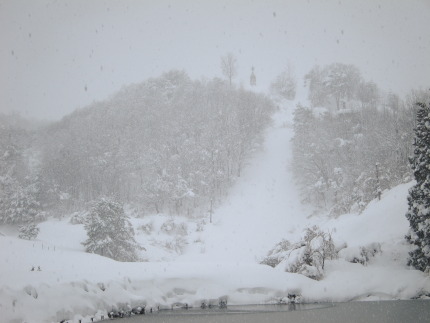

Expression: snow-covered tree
xmin=0 ymin=116 xmax=47 ymax=224
xmin=323 ymin=63 xmax=361 ymax=110
xmin=305 ymin=63 xmax=362 ymax=109
xmin=0 ymin=176 xmax=45 ymax=224
xmin=304 ymin=65 xmax=328 ymax=107
xmin=18 ymin=222 xmax=39 ymax=240
xmin=82 ymin=198 xmax=142 ymax=262
xmin=406 ymin=101 xmax=430 ymax=273
xmin=356 ymin=81 xmax=379 ymax=109
xmin=270 ymin=66 xmax=297 ymax=100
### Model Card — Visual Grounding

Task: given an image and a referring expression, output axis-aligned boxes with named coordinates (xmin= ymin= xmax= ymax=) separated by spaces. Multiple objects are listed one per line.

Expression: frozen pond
xmin=119 ymin=300 xmax=430 ymax=323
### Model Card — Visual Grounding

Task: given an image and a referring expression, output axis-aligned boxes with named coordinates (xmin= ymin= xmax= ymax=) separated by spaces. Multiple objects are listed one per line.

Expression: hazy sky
xmin=1 ymin=0 xmax=430 ymax=121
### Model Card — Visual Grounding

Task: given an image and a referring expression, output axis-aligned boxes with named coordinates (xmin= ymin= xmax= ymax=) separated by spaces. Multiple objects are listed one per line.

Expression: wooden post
xmin=375 ymin=163 xmax=381 ymax=200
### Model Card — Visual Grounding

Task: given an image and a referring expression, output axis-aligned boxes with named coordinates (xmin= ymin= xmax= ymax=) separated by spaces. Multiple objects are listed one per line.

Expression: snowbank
xmin=0 ymin=234 xmax=312 ymax=322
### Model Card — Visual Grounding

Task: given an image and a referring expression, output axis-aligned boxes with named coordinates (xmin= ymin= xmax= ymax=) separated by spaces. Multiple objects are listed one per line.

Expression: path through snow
xmin=181 ymin=101 xmax=311 ymax=263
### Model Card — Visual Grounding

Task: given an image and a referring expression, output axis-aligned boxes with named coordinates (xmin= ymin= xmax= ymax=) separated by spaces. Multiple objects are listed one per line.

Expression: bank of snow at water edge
xmin=0 ymin=182 xmax=429 ymax=322
xmin=0 ymin=230 xmax=311 ymax=323
xmin=306 ymin=181 xmax=430 ymax=301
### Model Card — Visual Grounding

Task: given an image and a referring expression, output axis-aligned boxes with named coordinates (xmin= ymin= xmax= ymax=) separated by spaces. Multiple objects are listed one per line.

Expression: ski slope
xmin=181 ymin=102 xmax=311 ymax=263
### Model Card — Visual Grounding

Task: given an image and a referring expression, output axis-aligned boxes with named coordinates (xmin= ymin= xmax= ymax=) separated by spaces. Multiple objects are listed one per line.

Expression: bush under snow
xmin=261 ymin=226 xmax=337 ymax=280
xmin=338 ymin=243 xmax=382 ymax=266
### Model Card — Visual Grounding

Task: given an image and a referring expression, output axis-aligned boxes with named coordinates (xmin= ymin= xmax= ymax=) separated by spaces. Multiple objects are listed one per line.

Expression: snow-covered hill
xmin=1 ymin=93 xmax=429 ymax=322
xmin=178 ymin=105 xmax=312 ymax=264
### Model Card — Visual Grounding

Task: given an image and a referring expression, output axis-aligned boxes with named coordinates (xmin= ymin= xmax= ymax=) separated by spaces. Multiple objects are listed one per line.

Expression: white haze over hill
xmin=1 ymin=0 xmax=430 ymax=120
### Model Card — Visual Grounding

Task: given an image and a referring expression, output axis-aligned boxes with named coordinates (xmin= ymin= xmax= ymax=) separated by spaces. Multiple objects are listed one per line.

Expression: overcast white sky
xmin=1 ymin=0 xmax=430 ymax=121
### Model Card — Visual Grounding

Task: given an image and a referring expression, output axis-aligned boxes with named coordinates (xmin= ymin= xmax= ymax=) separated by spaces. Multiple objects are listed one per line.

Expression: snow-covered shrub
xmin=18 ymin=223 xmax=39 ymax=240
xmin=278 ymin=244 xmax=311 ymax=274
xmin=359 ymin=243 xmax=382 ymax=264
xmin=176 ymin=222 xmax=188 ymax=236
xmin=261 ymin=226 xmax=337 ymax=280
xmin=260 ymin=239 xmax=295 ymax=268
xmin=339 ymin=243 xmax=382 ymax=266
xmin=160 ymin=219 xmax=188 ymax=236
xmin=164 ymin=237 xmax=187 ymax=254
xmin=196 ymin=219 xmax=206 ymax=232
xmin=69 ymin=211 xmax=88 ymax=225
xmin=138 ymin=222 xmax=153 ymax=234
xmin=161 ymin=219 xmax=176 ymax=234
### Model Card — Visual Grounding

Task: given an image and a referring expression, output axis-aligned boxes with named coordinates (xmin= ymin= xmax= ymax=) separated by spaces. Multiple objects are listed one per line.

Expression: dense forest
xmin=1 ymin=65 xmax=428 ymax=225
xmin=292 ymin=63 xmax=429 ymax=216
xmin=0 ymin=71 xmax=275 ymax=224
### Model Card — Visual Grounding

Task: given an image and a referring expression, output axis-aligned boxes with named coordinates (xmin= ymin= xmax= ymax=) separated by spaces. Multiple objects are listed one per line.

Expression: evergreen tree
xmin=82 ymin=198 xmax=142 ymax=262
xmin=0 ymin=176 xmax=45 ymax=224
xmin=406 ymin=101 xmax=430 ymax=273
xmin=18 ymin=222 xmax=40 ymax=240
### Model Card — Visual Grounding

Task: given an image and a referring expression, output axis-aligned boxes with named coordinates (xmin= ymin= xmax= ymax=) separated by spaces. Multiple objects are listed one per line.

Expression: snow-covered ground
xmin=1 ymin=92 xmax=429 ymax=322
xmin=178 ymin=105 xmax=312 ymax=264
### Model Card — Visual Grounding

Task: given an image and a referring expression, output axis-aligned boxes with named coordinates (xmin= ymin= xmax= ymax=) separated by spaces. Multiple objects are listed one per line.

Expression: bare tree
xmin=220 ymin=53 xmax=237 ymax=86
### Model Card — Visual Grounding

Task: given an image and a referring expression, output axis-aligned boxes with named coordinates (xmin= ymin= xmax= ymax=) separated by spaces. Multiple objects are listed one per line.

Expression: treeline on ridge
xmin=0 ymin=70 xmax=275 ymax=223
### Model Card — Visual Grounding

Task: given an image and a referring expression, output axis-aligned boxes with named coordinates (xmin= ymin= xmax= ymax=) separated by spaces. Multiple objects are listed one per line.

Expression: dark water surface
xmin=119 ymin=300 xmax=430 ymax=323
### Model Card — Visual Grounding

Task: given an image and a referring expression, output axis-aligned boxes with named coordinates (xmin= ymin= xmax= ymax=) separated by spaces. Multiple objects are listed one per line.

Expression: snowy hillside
xmin=1 ymin=93 xmax=429 ymax=322
xmin=179 ymin=105 xmax=312 ymax=264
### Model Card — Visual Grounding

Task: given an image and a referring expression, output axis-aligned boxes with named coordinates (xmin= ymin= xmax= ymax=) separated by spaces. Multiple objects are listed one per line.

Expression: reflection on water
xmin=121 ymin=300 xmax=430 ymax=323
xmin=222 ymin=302 xmax=332 ymax=314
